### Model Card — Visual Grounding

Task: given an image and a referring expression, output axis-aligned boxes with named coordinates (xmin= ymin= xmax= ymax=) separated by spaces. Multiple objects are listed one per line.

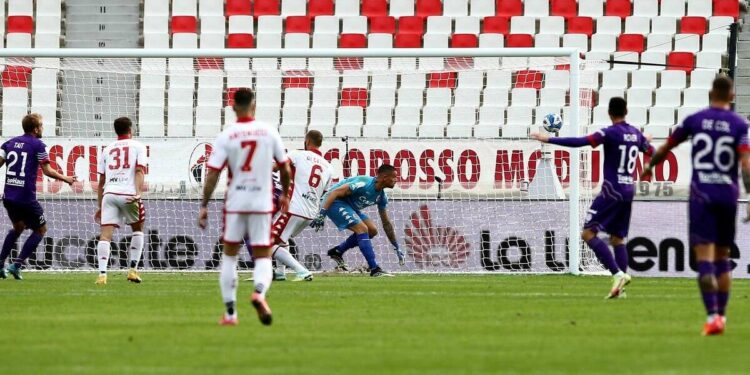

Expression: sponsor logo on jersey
xmin=6 ymin=177 xmax=25 ymax=187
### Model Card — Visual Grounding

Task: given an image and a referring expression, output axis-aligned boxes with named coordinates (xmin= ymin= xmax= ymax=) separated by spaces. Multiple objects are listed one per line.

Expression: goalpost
xmin=0 ymin=47 xmax=602 ymax=274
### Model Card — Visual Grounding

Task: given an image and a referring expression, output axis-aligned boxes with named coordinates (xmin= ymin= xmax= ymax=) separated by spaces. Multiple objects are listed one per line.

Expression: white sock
xmin=274 ymin=246 xmax=308 ymax=274
xmin=129 ymin=232 xmax=145 ymax=270
xmin=97 ymin=241 xmax=110 ymax=274
xmin=253 ymin=257 xmax=273 ymax=298
xmin=220 ymin=254 xmax=238 ymax=309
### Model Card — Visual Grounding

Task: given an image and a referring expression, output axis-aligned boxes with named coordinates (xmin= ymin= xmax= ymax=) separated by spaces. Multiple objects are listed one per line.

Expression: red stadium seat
xmin=550 ymin=0 xmax=578 ymax=18
xmin=428 ymin=72 xmax=457 ymax=88
xmin=416 ymin=0 xmax=443 ymax=18
xmin=714 ymin=0 xmax=740 ymax=19
xmin=341 ymin=88 xmax=368 ymax=107
xmin=308 ymin=0 xmax=334 ymax=17
xmin=495 ymin=0 xmax=523 ymax=17
xmin=395 ymin=33 xmax=422 ymax=47
xmin=362 ymin=0 xmax=388 ymax=17
xmin=7 ymin=16 xmax=33 ymax=34
xmin=286 ymin=16 xmax=312 ymax=33
xmin=370 ymin=16 xmax=396 ymax=34
xmin=282 ymin=72 xmax=313 ymax=88
xmin=667 ymin=52 xmax=695 ymax=73
xmin=451 ymin=34 xmax=478 ymax=48
xmin=506 ymin=34 xmax=533 ymax=47
xmin=618 ymin=34 xmax=644 ymax=53
xmin=567 ymin=17 xmax=593 ymax=36
xmin=514 ymin=70 xmax=543 ymax=89
xmin=171 ymin=16 xmax=197 ymax=33
xmin=225 ymin=88 xmax=240 ymax=106
xmin=482 ymin=16 xmax=510 ymax=34
xmin=605 ymin=0 xmax=631 ymax=19
xmin=227 ymin=33 xmax=255 ymax=48
xmin=2 ymin=66 xmax=32 ymax=88
xmin=226 ymin=0 xmax=252 ymax=16
xmin=680 ymin=16 xmax=708 ymax=35
xmin=398 ymin=16 xmax=425 ymax=35
xmin=197 ymin=58 xmax=224 ymax=70
xmin=252 ymin=0 xmax=279 ymax=17
xmin=340 ymin=33 xmax=366 ymax=48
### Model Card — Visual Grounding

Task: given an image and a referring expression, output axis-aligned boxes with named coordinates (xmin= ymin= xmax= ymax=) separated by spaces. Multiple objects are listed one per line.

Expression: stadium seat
xmin=654 ymin=88 xmax=682 ymax=107
xmin=394 ymin=33 xmax=422 ymax=47
xmin=540 ymin=88 xmax=566 ymax=106
xmin=37 ymin=0 xmax=62 ymax=17
xmin=369 ymin=16 xmax=396 ymax=34
xmin=687 ymin=0 xmax=712 ymax=17
xmin=510 ymin=16 xmax=536 ymax=35
xmin=486 ymin=70 xmax=512 ymax=89
xmin=535 ymin=34 xmax=560 ymax=47
xmin=426 ymin=16 xmax=453 ymax=35
xmin=172 ymin=16 xmax=197 ymax=33
xmin=226 ymin=0 xmax=252 ymax=16
xmin=454 ymin=88 xmax=481 ymax=107
xmin=511 ymin=88 xmax=537 ymax=106
xmin=627 ymin=106 xmax=647 ymax=126
xmin=444 ymin=0 xmax=469 ymax=16
xmin=632 ymin=0 xmax=658 ymax=17
xmin=337 ymin=107 xmax=364 ymax=137
xmin=591 ymin=34 xmax=616 ymax=52
xmin=342 ymin=16 xmax=368 ymax=33
xmin=227 ymin=33 xmax=254 ymax=48
xmin=281 ymin=0 xmax=306 ymax=16
xmin=392 ymin=107 xmax=421 ymax=137
xmin=605 ymin=0 xmax=631 ymax=18
xmin=562 ymin=34 xmax=589 ymax=51
xmin=340 ymin=33 xmax=366 ymax=48
xmin=524 ymin=0 xmax=549 ymax=17
xmin=708 ymin=16 xmax=734 ymax=35
xmin=674 ymin=34 xmax=700 ymax=53
xmin=506 ymin=34 xmax=533 ymax=47
xmin=397 ymin=87 xmax=425 ymax=107
xmin=200 ymin=0 xmax=223 ymax=15
xmin=696 ymin=52 xmax=722 ymax=69
xmin=312 ymin=86 xmax=338 ymax=107
xmin=579 ymin=0 xmax=604 ymax=17
xmin=626 ymin=88 xmax=653 ymax=107
xmin=340 ymin=88 xmax=368 ymax=107
xmin=683 ymin=87 xmax=709 ymax=106
xmin=195 ymin=106 xmax=222 ymax=136
xmin=416 ymin=0 xmax=443 ymax=17
xmin=631 ymin=70 xmax=657 ymax=89
xmin=596 ymin=16 xmax=622 ymax=34
xmin=660 ymin=70 xmax=687 ymax=89
xmin=257 ymin=15 xmax=283 ymax=33
xmin=618 ymin=34 xmax=644 ymax=53
xmin=454 ymin=17 xmax=480 ymax=34
xmin=483 ymin=88 xmax=510 ymax=107
xmin=173 ymin=0 xmax=197 ymax=16
xmin=362 ymin=0 xmax=388 ymax=17
xmin=286 ymin=16 xmax=311 ymax=33
xmin=335 ymin=0 xmax=360 ymax=16
xmin=567 ymin=17 xmax=594 ymax=36
xmin=308 ymin=0 xmax=334 ymax=17
xmin=7 ymin=15 xmax=33 ymax=33
xmin=252 ymin=0 xmax=279 ymax=17
xmin=308 ymin=107 xmax=336 ymax=136
xmin=646 ymin=34 xmax=673 ymax=52
xmin=314 ymin=16 xmax=340 ymax=34
xmin=399 ymin=16 xmax=425 ymax=35
xmin=640 ymin=51 xmax=666 ymax=70
xmin=651 ymin=16 xmax=677 ymax=35
xmin=648 ymin=107 xmax=677 ymax=126
xmin=539 ymin=17 xmax=565 ymax=35
xmin=690 ymin=70 xmax=717 ymax=88
xmin=482 ymin=16 xmax=510 ymax=34
xmin=550 ymin=0 xmax=577 ymax=18
xmin=598 ymin=88 xmax=624 ymax=106
xmin=369 ymin=87 xmax=395 ymax=107
xmin=624 ymin=16 xmax=650 ymax=34
xmin=680 ymin=16 xmax=708 ymax=35
xmin=496 ymin=0 xmax=523 ymax=17
xmin=389 ymin=0 xmax=415 ymax=17
xmin=660 ymin=0 xmax=686 ymax=17
xmin=363 ymin=107 xmax=391 ymax=137
xmin=702 ymin=34 xmax=728 ymax=53
xmin=602 ymin=70 xmax=628 ymax=88
xmin=713 ymin=0 xmax=739 ymax=19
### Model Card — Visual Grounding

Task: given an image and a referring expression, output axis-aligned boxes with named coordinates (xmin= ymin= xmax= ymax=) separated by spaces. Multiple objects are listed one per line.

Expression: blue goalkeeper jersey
xmin=325 ymin=176 xmax=388 ymax=211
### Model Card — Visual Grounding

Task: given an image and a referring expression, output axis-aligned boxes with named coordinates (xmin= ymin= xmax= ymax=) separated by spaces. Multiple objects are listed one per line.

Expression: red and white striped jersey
xmin=287 ymin=149 xmax=332 ymax=219
xmin=206 ymin=118 xmax=288 ymax=213
xmin=97 ymin=137 xmax=148 ymax=196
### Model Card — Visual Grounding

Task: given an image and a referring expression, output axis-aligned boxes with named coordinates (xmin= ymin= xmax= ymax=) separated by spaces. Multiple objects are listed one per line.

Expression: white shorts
xmin=101 ymin=194 xmax=145 ymax=228
xmin=271 ymin=212 xmax=311 ymax=245
xmin=223 ymin=212 xmax=272 ymax=247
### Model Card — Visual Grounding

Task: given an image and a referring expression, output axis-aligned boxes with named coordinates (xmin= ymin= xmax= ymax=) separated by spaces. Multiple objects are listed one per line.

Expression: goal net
xmin=0 ymin=48 xmax=602 ymax=274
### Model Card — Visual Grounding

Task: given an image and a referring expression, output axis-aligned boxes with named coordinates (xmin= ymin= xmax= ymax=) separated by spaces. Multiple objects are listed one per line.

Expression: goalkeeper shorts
xmin=326 ymin=201 xmax=369 ymax=231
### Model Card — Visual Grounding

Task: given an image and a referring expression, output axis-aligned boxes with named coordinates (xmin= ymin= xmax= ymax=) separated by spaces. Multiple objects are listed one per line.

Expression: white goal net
xmin=0 ymin=48 xmax=603 ymax=273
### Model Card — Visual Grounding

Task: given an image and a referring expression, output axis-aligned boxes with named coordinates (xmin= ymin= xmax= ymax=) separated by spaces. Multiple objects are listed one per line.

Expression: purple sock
xmin=13 ymin=232 xmax=43 ymax=267
xmin=586 ymin=236 xmax=620 ymax=275
xmin=613 ymin=244 xmax=628 ymax=273
xmin=336 ymin=234 xmax=359 ymax=255
xmin=0 ymin=230 xmax=19 ymax=266
xmin=714 ymin=259 xmax=732 ymax=316
xmin=697 ymin=261 xmax=718 ymax=316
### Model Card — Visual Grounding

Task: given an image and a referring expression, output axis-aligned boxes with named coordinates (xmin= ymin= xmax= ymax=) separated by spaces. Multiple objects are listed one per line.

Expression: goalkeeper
xmin=311 ymin=164 xmax=402 ymax=277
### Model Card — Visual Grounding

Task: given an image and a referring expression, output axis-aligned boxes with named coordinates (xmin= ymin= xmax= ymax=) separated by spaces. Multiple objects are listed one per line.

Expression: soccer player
xmin=93 ymin=117 xmax=148 ymax=285
xmin=642 ymin=76 xmax=750 ymax=335
xmin=198 ymin=88 xmax=291 ymax=326
xmin=0 ymin=114 xmax=76 ymax=280
xmin=531 ymin=97 xmax=654 ymax=298
xmin=311 ymin=165 xmax=403 ymax=277
xmin=267 ymin=130 xmax=332 ymax=282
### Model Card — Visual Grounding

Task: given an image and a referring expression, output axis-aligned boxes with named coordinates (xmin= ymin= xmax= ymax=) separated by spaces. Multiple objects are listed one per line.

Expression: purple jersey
xmin=669 ymin=107 xmax=750 ymax=203
xmin=588 ymin=122 xmax=654 ymax=201
xmin=0 ymin=134 xmax=49 ymax=203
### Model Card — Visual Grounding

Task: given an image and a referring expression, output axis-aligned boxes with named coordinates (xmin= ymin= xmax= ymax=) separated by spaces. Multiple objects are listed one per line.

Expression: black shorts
xmin=3 ymin=199 xmax=46 ymax=230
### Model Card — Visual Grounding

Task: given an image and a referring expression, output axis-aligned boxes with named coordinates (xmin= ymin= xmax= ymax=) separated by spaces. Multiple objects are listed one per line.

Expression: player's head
xmin=709 ymin=76 xmax=734 ymax=107
xmin=376 ymin=164 xmax=398 ymax=189
xmin=22 ymin=113 xmax=44 ymax=138
xmin=232 ymin=88 xmax=256 ymax=117
xmin=113 ymin=117 xmax=133 ymax=137
xmin=608 ymin=97 xmax=627 ymax=122
xmin=304 ymin=130 xmax=323 ymax=150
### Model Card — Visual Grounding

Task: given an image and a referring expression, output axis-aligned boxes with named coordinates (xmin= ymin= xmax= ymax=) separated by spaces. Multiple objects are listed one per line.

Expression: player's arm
xmin=41 ymin=163 xmax=76 ymax=185
xmin=310 ymin=183 xmax=352 ymax=231
xmin=379 ymin=207 xmax=405 ymax=266
xmin=642 ymin=138 xmax=681 ymax=180
xmin=277 ymin=160 xmax=291 ymax=213
xmin=530 ymin=131 xmax=604 ymax=148
xmin=0 ymin=156 xmax=5 ymax=168
xmin=198 ymin=168 xmax=221 ymax=229
xmin=95 ymin=173 xmax=105 ymax=223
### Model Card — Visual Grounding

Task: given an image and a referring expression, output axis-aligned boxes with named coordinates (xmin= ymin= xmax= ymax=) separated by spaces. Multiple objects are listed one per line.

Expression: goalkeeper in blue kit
xmin=311 ymin=164 xmax=403 ymax=277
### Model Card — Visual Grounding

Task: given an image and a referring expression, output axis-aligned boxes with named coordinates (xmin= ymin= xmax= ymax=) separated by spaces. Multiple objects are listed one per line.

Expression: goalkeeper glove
xmin=392 ymin=241 xmax=405 ymax=266
xmin=310 ymin=209 xmax=327 ymax=232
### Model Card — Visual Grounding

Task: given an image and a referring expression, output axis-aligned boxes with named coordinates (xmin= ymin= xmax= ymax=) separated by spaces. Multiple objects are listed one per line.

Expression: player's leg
xmin=248 ymin=213 xmax=274 ymax=325
xmin=218 ymin=213 xmax=243 ymax=325
xmin=7 ymin=202 xmax=48 ymax=280
xmin=0 ymin=216 xmax=25 ymax=279
xmin=714 ymin=246 xmax=731 ymax=323
xmin=273 ymin=216 xmax=313 ymax=281
xmin=96 ymin=195 xmax=121 ymax=285
xmin=609 ymin=236 xmax=628 ymax=273
xmin=325 ymin=201 xmax=360 ymax=270
xmin=124 ymin=198 xmax=146 ymax=283
xmin=581 ymin=197 xmax=621 ymax=275
xmin=689 ymin=199 xmax=723 ymax=335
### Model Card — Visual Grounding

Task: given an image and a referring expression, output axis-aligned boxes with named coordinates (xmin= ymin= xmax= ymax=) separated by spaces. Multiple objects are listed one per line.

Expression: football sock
xmin=356 ymin=233 xmax=378 ymax=270
xmin=14 ymin=232 xmax=43 ymax=267
xmin=273 ymin=246 xmax=307 ymax=273
xmin=0 ymin=230 xmax=19 ymax=265
xmin=714 ymin=259 xmax=732 ymax=316
xmin=128 ymin=231 xmax=144 ymax=270
xmin=336 ymin=234 xmax=359 ymax=255
xmin=697 ymin=261 xmax=718 ymax=316
xmin=97 ymin=241 xmax=110 ymax=274
xmin=613 ymin=244 xmax=628 ymax=273
xmin=219 ymin=254 xmax=238 ymax=313
xmin=585 ymin=236 xmax=619 ymax=275
xmin=253 ymin=257 xmax=273 ymax=298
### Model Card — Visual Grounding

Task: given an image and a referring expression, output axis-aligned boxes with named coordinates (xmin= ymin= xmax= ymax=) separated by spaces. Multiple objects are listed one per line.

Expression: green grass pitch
xmin=1 ymin=273 xmax=748 ymax=374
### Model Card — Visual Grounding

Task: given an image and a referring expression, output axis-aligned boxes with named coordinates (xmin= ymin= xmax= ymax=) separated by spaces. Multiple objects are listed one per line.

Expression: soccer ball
xmin=542 ymin=113 xmax=563 ymax=133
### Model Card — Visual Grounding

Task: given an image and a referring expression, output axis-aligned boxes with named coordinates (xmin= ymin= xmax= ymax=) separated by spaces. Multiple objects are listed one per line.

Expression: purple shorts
xmin=689 ymin=198 xmax=737 ymax=246
xmin=3 ymin=199 xmax=46 ymax=230
xmin=583 ymin=194 xmax=632 ymax=238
